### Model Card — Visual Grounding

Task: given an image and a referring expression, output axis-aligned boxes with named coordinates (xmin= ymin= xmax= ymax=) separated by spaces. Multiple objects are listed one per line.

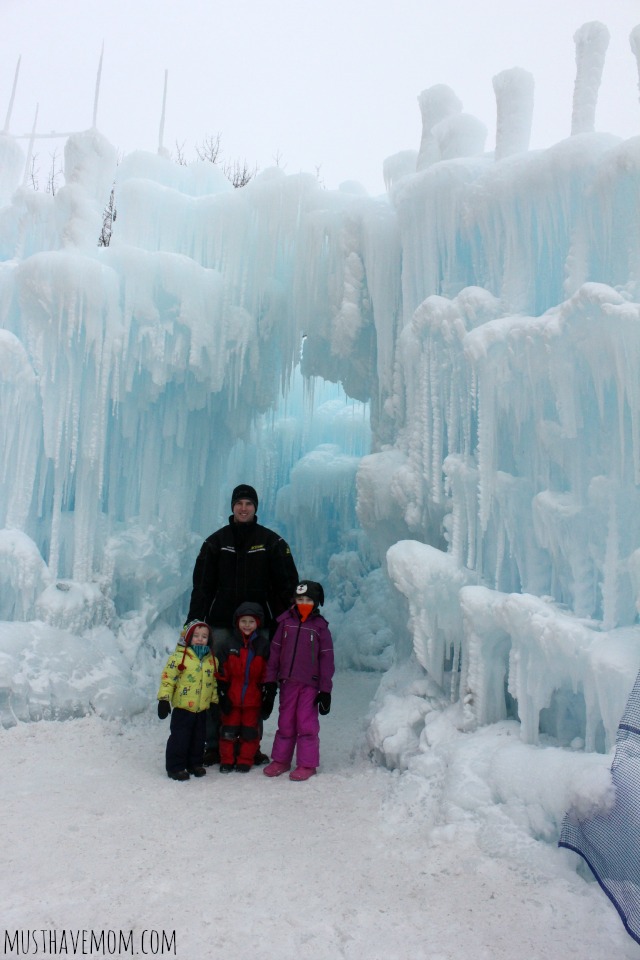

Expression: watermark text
xmin=3 ymin=929 xmax=176 ymax=956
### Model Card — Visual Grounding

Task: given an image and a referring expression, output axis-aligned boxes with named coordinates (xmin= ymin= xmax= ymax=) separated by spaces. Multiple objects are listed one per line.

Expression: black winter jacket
xmin=186 ymin=518 xmax=299 ymax=630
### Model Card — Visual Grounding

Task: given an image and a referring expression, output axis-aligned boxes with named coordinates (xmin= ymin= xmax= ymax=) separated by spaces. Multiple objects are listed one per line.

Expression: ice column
xmin=571 ymin=21 xmax=610 ymax=136
xmin=416 ymin=85 xmax=463 ymax=170
xmin=492 ymin=67 xmax=534 ymax=160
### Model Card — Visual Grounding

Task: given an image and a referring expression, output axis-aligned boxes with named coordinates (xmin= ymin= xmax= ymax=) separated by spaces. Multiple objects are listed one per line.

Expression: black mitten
xmin=217 ymin=682 xmax=231 ymax=717
xmin=157 ymin=700 xmax=171 ymax=720
xmin=314 ymin=691 xmax=331 ymax=716
xmin=261 ymin=682 xmax=277 ymax=719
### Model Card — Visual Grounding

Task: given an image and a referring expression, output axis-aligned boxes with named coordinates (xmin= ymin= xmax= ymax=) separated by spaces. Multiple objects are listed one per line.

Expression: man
xmin=187 ymin=483 xmax=299 ymax=765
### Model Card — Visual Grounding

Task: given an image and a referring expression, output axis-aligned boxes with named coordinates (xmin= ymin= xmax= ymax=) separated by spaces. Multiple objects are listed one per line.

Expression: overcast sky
xmin=2 ymin=0 xmax=639 ymax=195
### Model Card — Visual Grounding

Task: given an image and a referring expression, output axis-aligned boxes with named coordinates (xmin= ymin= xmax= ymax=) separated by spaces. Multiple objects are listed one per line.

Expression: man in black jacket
xmin=187 ymin=483 xmax=299 ymax=765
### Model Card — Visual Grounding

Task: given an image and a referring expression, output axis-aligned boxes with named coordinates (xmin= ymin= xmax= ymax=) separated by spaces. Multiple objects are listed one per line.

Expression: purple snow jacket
xmin=265 ymin=607 xmax=334 ymax=693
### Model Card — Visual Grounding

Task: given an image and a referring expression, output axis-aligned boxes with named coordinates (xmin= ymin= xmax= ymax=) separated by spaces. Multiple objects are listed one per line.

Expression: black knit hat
xmin=231 ymin=484 xmax=259 ymax=511
xmin=295 ymin=581 xmax=325 ymax=608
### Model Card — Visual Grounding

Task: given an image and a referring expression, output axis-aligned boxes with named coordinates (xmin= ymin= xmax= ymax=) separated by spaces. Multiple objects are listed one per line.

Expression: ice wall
xmin=0 ymin=128 xmax=386 ymax=721
xmin=363 ymin=78 xmax=640 ymax=754
xmin=1 ymin=20 xmax=640 ymax=749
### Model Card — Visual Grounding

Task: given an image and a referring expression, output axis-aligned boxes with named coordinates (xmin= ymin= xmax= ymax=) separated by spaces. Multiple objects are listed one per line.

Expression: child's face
xmin=296 ymin=596 xmax=314 ymax=621
xmin=191 ymin=625 xmax=210 ymax=646
xmin=238 ymin=615 xmax=258 ymax=636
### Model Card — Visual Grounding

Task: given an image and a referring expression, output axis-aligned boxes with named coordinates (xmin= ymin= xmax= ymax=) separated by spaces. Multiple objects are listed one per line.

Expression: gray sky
xmin=2 ymin=0 xmax=639 ymax=194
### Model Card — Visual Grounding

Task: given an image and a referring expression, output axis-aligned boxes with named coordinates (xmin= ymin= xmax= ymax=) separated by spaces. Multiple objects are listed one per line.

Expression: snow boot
xmin=167 ymin=769 xmax=190 ymax=781
xmin=263 ymin=761 xmax=291 ymax=778
xmin=253 ymin=749 xmax=270 ymax=765
xmin=203 ymin=746 xmax=219 ymax=766
xmin=219 ymin=763 xmax=235 ymax=773
xmin=289 ymin=766 xmax=316 ymax=781
xmin=188 ymin=766 xmax=207 ymax=777
xmin=235 ymin=764 xmax=251 ymax=773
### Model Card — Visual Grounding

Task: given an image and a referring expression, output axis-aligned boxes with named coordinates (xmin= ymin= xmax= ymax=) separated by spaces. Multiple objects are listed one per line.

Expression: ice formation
xmin=0 ymin=19 xmax=640 ymax=793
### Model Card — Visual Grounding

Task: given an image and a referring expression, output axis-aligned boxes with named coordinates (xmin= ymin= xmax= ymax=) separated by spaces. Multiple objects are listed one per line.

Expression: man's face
xmin=233 ymin=499 xmax=256 ymax=523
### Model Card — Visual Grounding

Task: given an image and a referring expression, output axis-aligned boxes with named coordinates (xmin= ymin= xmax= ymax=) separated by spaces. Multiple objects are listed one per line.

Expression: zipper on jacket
xmin=287 ymin=621 xmax=303 ymax=678
xmin=241 ymin=640 xmax=255 ymax=704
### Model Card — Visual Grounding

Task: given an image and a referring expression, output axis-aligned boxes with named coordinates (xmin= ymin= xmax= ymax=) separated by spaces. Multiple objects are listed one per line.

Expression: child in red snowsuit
xmin=216 ymin=601 xmax=269 ymax=772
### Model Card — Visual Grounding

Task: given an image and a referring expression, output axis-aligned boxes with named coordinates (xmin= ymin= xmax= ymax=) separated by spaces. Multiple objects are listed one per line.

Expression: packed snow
xmin=3 ymin=672 xmax=639 ymax=960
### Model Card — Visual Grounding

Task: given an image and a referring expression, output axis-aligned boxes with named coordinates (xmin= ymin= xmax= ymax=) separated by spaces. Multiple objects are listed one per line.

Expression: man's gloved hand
xmin=217 ymin=682 xmax=231 ymax=717
xmin=157 ymin=700 xmax=171 ymax=720
xmin=314 ymin=691 xmax=331 ymax=716
xmin=261 ymin=682 xmax=277 ymax=719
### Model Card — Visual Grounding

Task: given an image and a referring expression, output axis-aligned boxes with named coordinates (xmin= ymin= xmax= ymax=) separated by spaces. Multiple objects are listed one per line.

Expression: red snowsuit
xmin=217 ymin=625 xmax=269 ymax=767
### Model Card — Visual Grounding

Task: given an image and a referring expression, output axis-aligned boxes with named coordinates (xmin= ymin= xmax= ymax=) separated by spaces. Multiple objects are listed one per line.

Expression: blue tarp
xmin=559 ymin=671 xmax=640 ymax=945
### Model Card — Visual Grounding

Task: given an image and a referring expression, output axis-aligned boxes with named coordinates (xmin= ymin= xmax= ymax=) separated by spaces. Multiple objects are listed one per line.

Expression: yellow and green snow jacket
xmin=157 ymin=643 xmax=218 ymax=713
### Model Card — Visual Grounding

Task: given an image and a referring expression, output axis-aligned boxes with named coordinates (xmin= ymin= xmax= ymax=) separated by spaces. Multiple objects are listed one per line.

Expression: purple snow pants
xmin=271 ymin=680 xmax=320 ymax=769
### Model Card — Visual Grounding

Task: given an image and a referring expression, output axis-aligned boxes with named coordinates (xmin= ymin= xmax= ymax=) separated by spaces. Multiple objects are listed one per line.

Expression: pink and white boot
xmin=263 ymin=761 xmax=291 ymax=777
xmin=289 ymin=766 xmax=316 ymax=781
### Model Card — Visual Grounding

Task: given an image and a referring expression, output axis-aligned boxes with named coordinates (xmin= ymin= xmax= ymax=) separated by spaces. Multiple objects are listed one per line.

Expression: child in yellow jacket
xmin=157 ymin=620 xmax=218 ymax=781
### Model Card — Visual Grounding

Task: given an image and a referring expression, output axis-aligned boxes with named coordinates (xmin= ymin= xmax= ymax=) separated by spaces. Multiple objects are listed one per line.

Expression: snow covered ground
xmin=2 ymin=670 xmax=639 ymax=960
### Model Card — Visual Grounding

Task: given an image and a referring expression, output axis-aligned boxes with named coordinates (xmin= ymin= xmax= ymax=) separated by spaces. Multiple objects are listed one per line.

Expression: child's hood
xmin=233 ymin=601 xmax=265 ymax=625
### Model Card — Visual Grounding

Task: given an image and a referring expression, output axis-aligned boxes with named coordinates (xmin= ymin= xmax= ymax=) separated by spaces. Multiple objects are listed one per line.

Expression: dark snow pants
xmin=165 ymin=707 xmax=206 ymax=773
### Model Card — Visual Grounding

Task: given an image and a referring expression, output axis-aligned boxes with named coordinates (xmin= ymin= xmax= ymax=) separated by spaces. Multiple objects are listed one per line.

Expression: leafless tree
xmin=28 ymin=156 xmax=39 ymax=191
xmin=222 ymin=157 xmax=257 ymax=188
xmin=173 ymin=139 xmax=188 ymax=166
xmin=26 ymin=150 xmax=62 ymax=195
xmin=98 ymin=185 xmax=117 ymax=247
xmin=195 ymin=133 xmax=256 ymax=187
xmin=46 ymin=148 xmax=62 ymax=195
xmin=195 ymin=133 xmax=222 ymax=165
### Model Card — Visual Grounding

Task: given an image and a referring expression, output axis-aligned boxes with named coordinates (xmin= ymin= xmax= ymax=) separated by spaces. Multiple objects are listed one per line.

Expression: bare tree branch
xmin=46 ymin=148 xmax=62 ymax=195
xmin=195 ymin=133 xmax=222 ymax=165
xmin=28 ymin=155 xmax=39 ymax=191
xmin=222 ymin=157 xmax=257 ymax=188
xmin=173 ymin=139 xmax=187 ymax=165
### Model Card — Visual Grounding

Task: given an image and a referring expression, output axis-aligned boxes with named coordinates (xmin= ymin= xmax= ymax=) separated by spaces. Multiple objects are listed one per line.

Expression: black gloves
xmin=261 ymin=682 xmax=277 ymax=720
xmin=314 ymin=691 xmax=331 ymax=715
xmin=217 ymin=682 xmax=231 ymax=717
xmin=157 ymin=700 xmax=171 ymax=720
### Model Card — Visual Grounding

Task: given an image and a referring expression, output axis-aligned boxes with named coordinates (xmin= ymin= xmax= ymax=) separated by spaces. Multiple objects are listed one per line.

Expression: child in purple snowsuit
xmin=262 ymin=580 xmax=334 ymax=782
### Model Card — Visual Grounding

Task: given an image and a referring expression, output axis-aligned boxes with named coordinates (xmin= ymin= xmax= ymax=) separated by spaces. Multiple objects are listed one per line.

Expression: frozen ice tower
xmin=571 ymin=21 xmax=610 ymax=135
xmin=493 ymin=67 xmax=534 ymax=160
